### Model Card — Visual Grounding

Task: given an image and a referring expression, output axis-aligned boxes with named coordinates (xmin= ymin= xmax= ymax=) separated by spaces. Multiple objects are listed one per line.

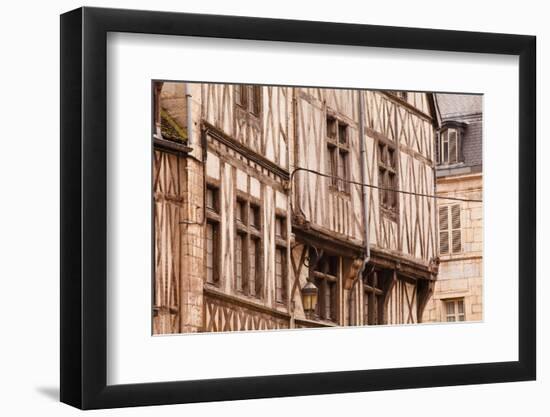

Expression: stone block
xmin=470 ymin=206 xmax=482 ymax=221
xmin=471 ymin=303 xmax=483 ymax=314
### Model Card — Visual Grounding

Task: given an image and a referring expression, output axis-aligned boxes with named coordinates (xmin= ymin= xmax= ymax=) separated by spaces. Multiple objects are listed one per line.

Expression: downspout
xmin=288 ymin=87 xmax=296 ymax=327
xmin=348 ymin=89 xmax=371 ymax=325
xmin=185 ymin=83 xmax=194 ymax=147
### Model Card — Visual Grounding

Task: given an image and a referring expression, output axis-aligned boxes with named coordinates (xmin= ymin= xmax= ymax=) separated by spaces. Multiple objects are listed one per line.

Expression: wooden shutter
xmin=439 ymin=206 xmax=449 ymax=255
xmin=451 ymin=204 xmax=462 ymax=253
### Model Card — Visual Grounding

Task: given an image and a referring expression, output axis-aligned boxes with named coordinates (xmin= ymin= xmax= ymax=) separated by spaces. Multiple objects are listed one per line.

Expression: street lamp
xmin=301 ymin=281 xmax=318 ymax=317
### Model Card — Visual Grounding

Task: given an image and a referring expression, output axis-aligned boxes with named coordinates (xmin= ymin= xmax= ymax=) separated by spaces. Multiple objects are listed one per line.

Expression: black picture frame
xmin=60 ymin=6 xmax=536 ymax=410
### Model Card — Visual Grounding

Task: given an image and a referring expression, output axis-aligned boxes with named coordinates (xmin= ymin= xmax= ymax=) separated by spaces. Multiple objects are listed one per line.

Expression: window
xmin=363 ymin=270 xmax=385 ymax=325
xmin=250 ymin=204 xmax=261 ymax=229
xmin=439 ymin=128 xmax=460 ymax=165
xmin=236 ymin=85 xmax=262 ymax=116
xmin=234 ymin=195 xmax=263 ymax=298
xmin=248 ymin=238 xmax=260 ymax=296
xmin=274 ymin=216 xmax=285 ymax=239
xmin=444 ymin=298 xmax=465 ymax=322
xmin=206 ymin=187 xmax=218 ymax=211
xmin=274 ymin=215 xmax=287 ymax=304
xmin=439 ymin=204 xmax=462 ymax=255
xmin=378 ymin=142 xmax=398 ymax=217
xmin=235 ymin=199 xmax=246 ymax=223
xmin=235 ymin=232 xmax=245 ymax=291
xmin=205 ymin=185 xmax=220 ymax=284
xmin=310 ymin=250 xmax=338 ymax=322
xmin=326 ymin=116 xmax=350 ymax=193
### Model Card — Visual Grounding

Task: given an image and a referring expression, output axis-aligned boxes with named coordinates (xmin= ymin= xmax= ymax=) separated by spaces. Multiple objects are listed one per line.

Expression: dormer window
xmin=439 ymin=127 xmax=460 ymax=165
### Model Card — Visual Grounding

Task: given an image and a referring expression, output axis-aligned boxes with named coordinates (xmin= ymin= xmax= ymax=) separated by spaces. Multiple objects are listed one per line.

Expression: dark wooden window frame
xmin=205 ymin=183 xmax=221 ymax=285
xmin=363 ymin=270 xmax=386 ymax=325
xmin=274 ymin=212 xmax=288 ymax=304
xmin=326 ymin=115 xmax=351 ymax=194
xmin=309 ymin=249 xmax=339 ymax=323
xmin=378 ymin=138 xmax=399 ymax=221
xmin=236 ymin=84 xmax=262 ymax=117
xmin=234 ymin=191 xmax=263 ymax=299
xmin=61 ymin=7 xmax=535 ymax=409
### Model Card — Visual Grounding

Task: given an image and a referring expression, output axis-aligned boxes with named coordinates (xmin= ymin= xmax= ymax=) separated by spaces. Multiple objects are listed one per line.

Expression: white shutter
xmin=451 ymin=204 xmax=462 ymax=253
xmin=439 ymin=206 xmax=449 ymax=255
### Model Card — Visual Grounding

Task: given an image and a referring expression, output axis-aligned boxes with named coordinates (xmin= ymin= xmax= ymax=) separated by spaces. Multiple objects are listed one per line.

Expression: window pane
xmin=441 ymin=131 xmax=449 ymax=163
xmin=446 ymin=301 xmax=455 ymax=315
xmin=236 ymin=200 xmax=245 ymax=222
xmin=249 ymin=239 xmax=258 ymax=296
xmin=206 ymin=187 xmax=216 ymax=211
xmin=330 ymin=282 xmax=337 ymax=321
xmin=449 ymin=130 xmax=457 ymax=164
xmin=364 ymin=294 xmax=370 ymax=325
xmin=379 ymin=168 xmax=387 ymax=205
xmin=275 ymin=216 xmax=285 ymax=238
xmin=378 ymin=143 xmax=386 ymax=164
xmin=327 ymin=255 xmax=338 ymax=276
xmin=235 ymin=234 xmax=244 ymax=291
xmin=324 ymin=281 xmax=331 ymax=319
xmin=388 ymin=148 xmax=395 ymax=168
xmin=338 ymin=123 xmax=347 ymax=144
xmin=251 ymin=86 xmax=261 ymax=115
xmin=250 ymin=205 xmax=260 ymax=228
xmin=339 ymin=150 xmax=349 ymax=192
xmin=388 ymin=172 xmax=396 ymax=208
xmin=275 ymin=248 xmax=286 ymax=303
xmin=236 ymin=85 xmax=248 ymax=108
xmin=206 ymin=221 xmax=217 ymax=283
xmin=326 ymin=145 xmax=336 ymax=186
xmin=327 ymin=117 xmax=337 ymax=139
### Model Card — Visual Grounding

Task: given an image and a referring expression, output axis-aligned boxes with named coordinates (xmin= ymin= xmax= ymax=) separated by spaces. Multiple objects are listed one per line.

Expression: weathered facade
xmin=422 ymin=94 xmax=483 ymax=323
xmin=152 ymin=82 xmax=441 ymax=334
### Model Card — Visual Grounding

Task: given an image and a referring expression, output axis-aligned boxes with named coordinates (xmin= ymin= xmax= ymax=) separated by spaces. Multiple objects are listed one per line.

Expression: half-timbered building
xmin=153 ymin=82 xmax=440 ymax=334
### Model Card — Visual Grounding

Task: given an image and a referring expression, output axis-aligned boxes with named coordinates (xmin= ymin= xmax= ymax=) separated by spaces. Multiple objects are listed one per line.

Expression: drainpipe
xmin=185 ymin=83 xmax=194 ymax=147
xmin=348 ymin=90 xmax=371 ymax=325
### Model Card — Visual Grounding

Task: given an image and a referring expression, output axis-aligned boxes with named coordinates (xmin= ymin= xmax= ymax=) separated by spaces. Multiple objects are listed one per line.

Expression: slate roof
xmin=436 ymin=93 xmax=482 ymax=121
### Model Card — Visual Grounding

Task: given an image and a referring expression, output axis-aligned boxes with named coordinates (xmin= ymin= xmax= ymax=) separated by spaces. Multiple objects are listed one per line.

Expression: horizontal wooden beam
xmin=203 ymin=122 xmax=290 ymax=180
xmin=204 ymin=285 xmax=291 ymax=320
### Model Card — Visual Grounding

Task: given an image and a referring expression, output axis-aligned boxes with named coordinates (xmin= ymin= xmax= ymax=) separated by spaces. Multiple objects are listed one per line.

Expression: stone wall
xmin=423 ymin=173 xmax=483 ymax=323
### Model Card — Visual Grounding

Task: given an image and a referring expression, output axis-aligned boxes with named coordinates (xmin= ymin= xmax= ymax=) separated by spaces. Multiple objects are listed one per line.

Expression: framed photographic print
xmin=60 ymin=6 xmax=536 ymax=410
